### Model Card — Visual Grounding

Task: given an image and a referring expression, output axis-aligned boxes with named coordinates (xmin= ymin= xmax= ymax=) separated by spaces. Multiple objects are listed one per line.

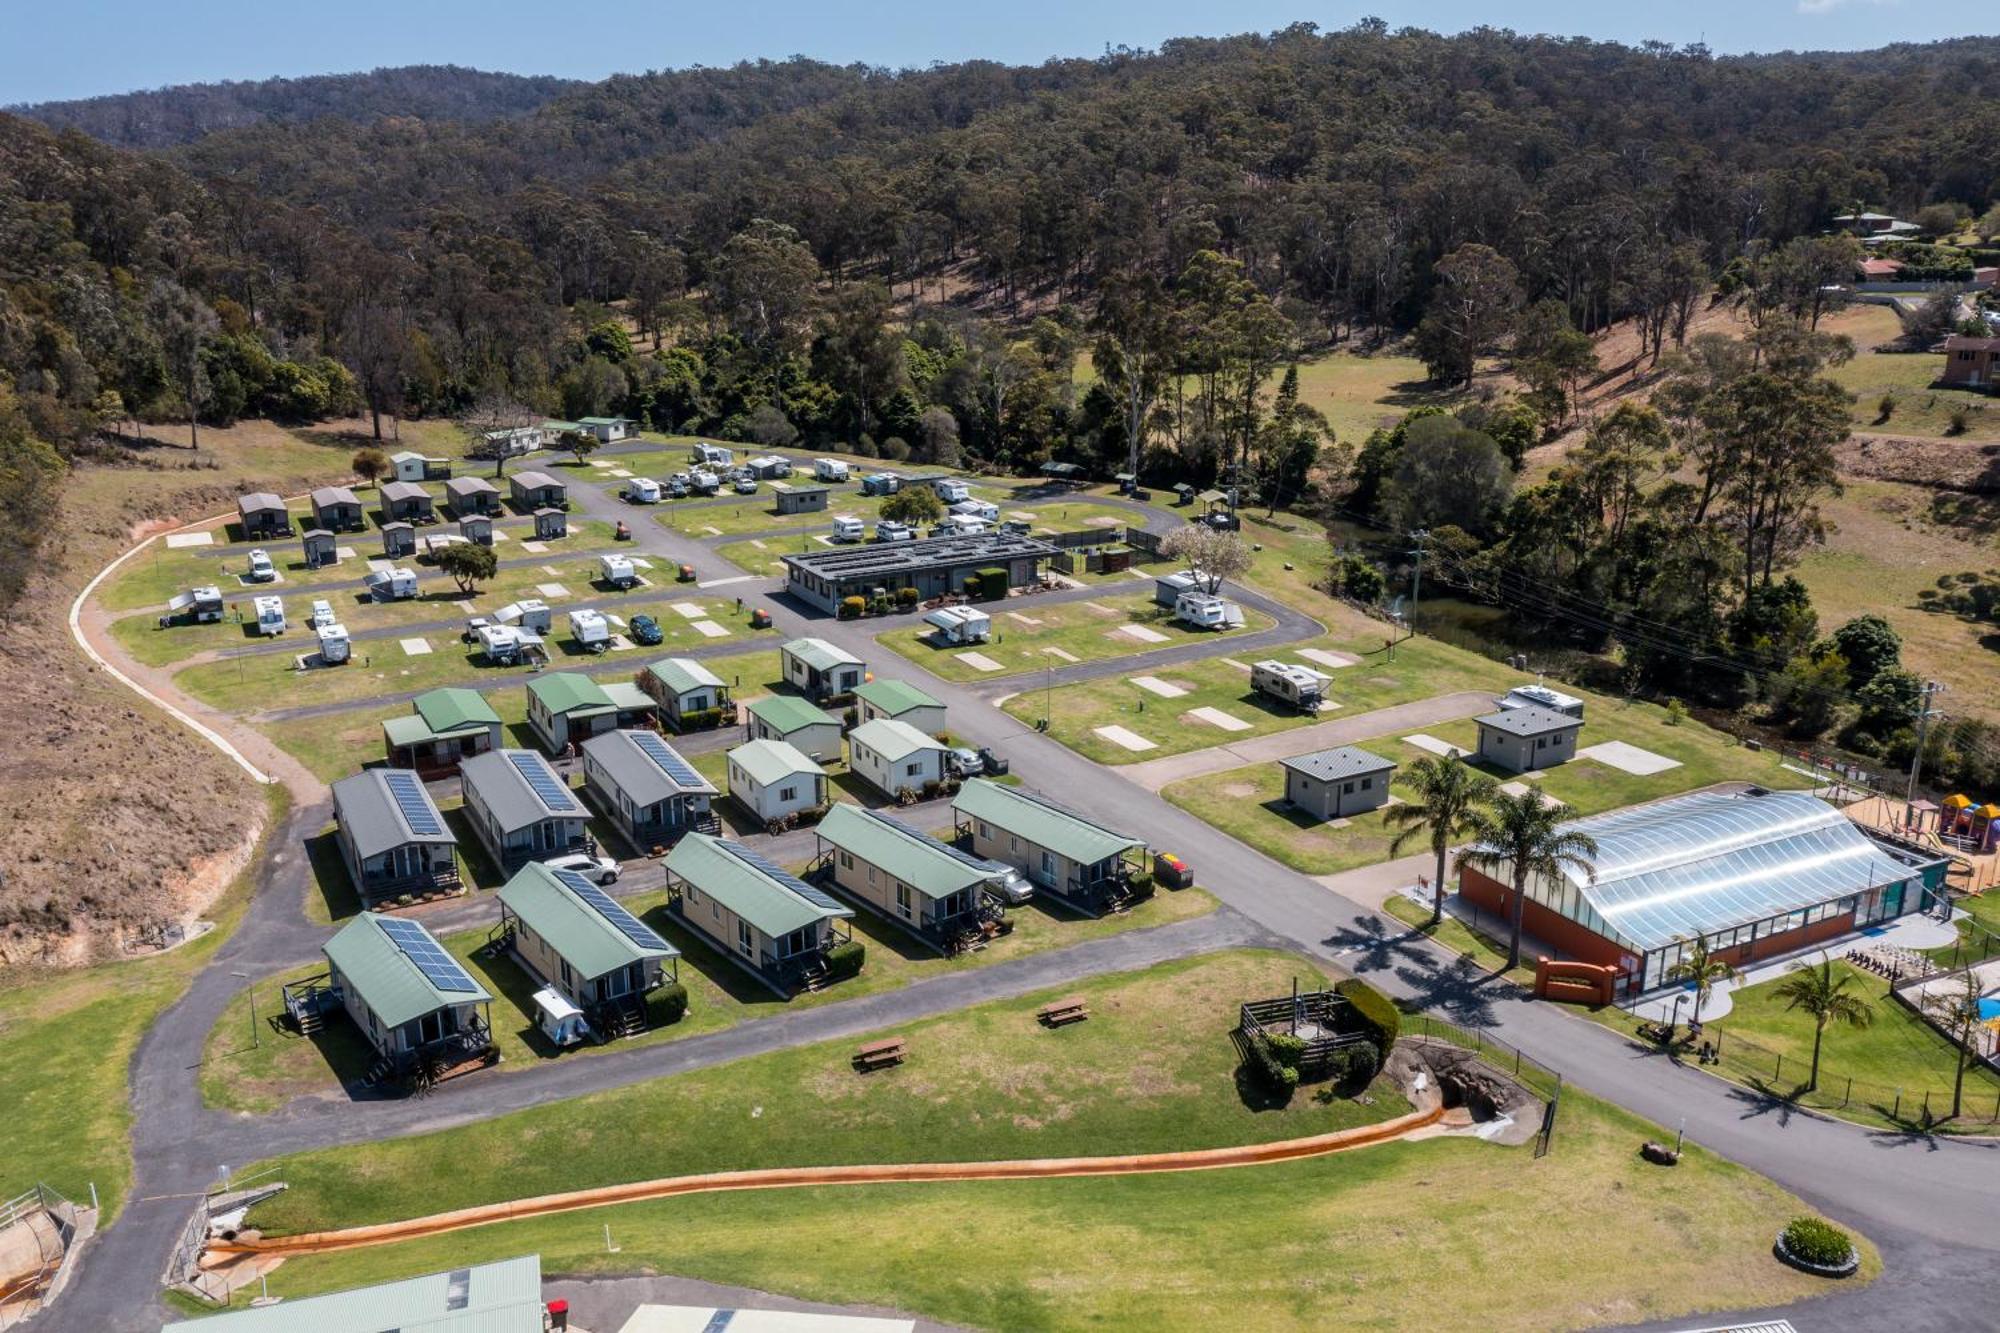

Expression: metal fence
xmin=1402 ymin=1012 xmax=1564 ymax=1104
xmin=1680 ymin=1024 xmax=2000 ymax=1128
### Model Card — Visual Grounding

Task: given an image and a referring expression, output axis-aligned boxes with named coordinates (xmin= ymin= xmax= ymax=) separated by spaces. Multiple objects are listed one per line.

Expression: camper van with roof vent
xmin=831 ymin=515 xmax=866 ymax=543
xmin=253 ymin=595 xmax=286 ymax=636
xmin=1252 ymin=660 xmax=1331 ymax=713
xmin=814 ymin=457 xmax=850 ymax=483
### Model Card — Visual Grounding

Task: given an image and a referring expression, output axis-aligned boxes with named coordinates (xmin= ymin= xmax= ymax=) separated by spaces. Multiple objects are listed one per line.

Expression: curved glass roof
xmin=1543 ymin=791 xmax=1926 ymax=953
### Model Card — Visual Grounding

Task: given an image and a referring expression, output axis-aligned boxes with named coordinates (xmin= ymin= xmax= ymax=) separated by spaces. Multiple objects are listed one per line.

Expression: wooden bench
xmin=853 ymin=1037 xmax=907 ymax=1071
xmin=1038 ymin=995 xmax=1090 ymax=1027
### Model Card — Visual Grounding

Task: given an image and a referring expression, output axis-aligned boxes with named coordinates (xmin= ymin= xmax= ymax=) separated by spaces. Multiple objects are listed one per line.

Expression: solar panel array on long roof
xmin=555 ymin=868 xmax=673 ymax=952
xmin=507 ymin=750 xmax=579 ymax=812
xmin=384 ymin=770 xmax=444 ymax=836
xmin=378 ymin=916 xmax=481 ymax=993
xmin=631 ymin=730 xmax=704 ymax=788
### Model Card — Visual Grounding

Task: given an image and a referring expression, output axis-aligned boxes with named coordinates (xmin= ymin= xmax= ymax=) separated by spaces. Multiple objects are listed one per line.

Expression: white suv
xmin=545 ymin=852 xmax=620 ymax=885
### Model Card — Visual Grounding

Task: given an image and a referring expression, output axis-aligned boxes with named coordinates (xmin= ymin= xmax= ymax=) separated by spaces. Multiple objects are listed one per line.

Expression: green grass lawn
xmin=876 ymin=590 xmax=1275 ymax=683
xmin=0 ymin=787 xmax=285 ymax=1223
xmin=201 ymin=878 xmax=1220 ymax=1114
xmin=1825 ymin=304 xmax=2000 ymax=441
xmin=1380 ymin=895 xmax=1538 ymax=987
xmin=1003 ymin=632 xmax=1508 ymax=766
xmin=240 ymin=949 xmax=1860 ymax=1332
xmin=1284 ymin=346 xmax=1498 ymax=445
xmin=1163 ymin=751 xmax=1417 ymax=876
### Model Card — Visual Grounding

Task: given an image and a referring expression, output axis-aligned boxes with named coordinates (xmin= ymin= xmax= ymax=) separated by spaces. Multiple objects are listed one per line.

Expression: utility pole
xmin=1905 ymin=679 xmax=1946 ymax=813
xmin=1406 ymin=528 xmax=1430 ymax=631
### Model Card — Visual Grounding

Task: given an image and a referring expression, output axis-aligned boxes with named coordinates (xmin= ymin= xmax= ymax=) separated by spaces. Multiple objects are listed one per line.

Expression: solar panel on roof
xmin=383 ymin=770 xmax=444 ymax=836
xmin=555 ymin=869 xmax=673 ymax=952
xmin=720 ymin=841 xmax=846 ymax=912
xmin=630 ymin=731 xmax=705 ymax=788
xmin=377 ymin=916 xmax=481 ymax=992
xmin=506 ymin=751 xmax=579 ymax=812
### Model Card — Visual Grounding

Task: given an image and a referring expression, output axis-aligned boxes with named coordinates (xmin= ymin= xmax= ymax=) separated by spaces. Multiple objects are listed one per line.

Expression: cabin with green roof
xmin=847 ymin=717 xmax=948 ymax=799
xmin=381 ymin=687 xmax=504 ymax=771
xmin=496 ymin=861 xmax=679 ymax=1035
xmin=779 ymin=636 xmax=866 ymax=701
xmin=310 ymin=912 xmax=494 ymax=1075
xmin=746 ymin=694 xmax=843 ymax=762
xmin=577 ymin=415 xmax=634 ymax=442
xmin=854 ymin=678 xmax=946 ymax=736
xmin=953 ymin=778 xmax=1146 ymax=915
xmin=639 ymin=655 xmax=731 ymax=730
xmin=162 ymin=1254 xmax=546 ymax=1333
xmin=813 ymin=803 xmax=1001 ymax=950
xmin=525 ymin=670 xmax=659 ymax=754
xmin=725 ymin=738 xmax=828 ymax=826
xmin=664 ymin=834 xmax=854 ymax=995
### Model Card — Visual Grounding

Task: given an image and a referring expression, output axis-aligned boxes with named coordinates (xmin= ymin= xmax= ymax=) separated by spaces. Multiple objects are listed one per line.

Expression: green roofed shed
xmin=161 ymin=1254 xmax=544 ymax=1333
xmin=528 ymin=671 xmax=612 ymax=715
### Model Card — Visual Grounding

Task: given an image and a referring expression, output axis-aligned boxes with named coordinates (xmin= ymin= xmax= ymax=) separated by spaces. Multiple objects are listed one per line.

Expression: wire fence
xmin=1676 ymin=1023 xmax=2000 ymax=1129
xmin=1402 ymin=1012 xmax=1564 ymax=1105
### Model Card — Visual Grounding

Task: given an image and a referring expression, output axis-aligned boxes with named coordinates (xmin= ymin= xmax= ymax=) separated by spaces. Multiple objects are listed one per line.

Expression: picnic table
xmin=853 ymin=1037 xmax=907 ymax=1071
xmin=1037 ymin=995 xmax=1090 ymax=1027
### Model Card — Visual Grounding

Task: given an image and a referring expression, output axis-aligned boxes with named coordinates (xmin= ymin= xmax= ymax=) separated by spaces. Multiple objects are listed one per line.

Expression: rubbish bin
xmin=1153 ymin=852 xmax=1191 ymax=890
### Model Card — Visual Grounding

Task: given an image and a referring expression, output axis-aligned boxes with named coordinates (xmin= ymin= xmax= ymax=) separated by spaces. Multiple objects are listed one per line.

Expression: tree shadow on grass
xmin=1393 ymin=954 xmax=1511 ymax=1027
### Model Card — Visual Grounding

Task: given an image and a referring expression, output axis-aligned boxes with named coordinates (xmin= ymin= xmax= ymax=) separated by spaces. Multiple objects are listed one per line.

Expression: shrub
xmin=1124 ymin=871 xmax=1156 ymax=901
xmin=1781 ymin=1217 xmax=1854 ymax=1267
xmin=674 ymin=707 xmax=722 ymax=732
xmin=840 ymin=596 xmax=866 ymax=619
xmin=1335 ymin=978 xmax=1401 ymax=1060
xmin=1329 ymin=1041 xmax=1380 ymax=1087
xmin=653 ymin=981 xmax=689 ymax=1024
xmin=825 ymin=939 xmax=866 ymax=980
xmin=1663 ymin=698 xmax=1688 ymax=727
xmin=896 ymin=586 xmax=921 ymax=608
xmin=1948 ymin=406 xmax=1972 ymax=436
xmin=1265 ymin=1033 xmax=1307 ymax=1070
xmin=920 ymin=779 xmax=942 ymax=800
xmin=1247 ymin=1034 xmax=1298 ymax=1090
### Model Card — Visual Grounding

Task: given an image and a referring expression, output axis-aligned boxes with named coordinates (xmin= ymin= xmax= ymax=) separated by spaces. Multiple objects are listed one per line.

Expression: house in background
xmin=164 ymin=1255 xmax=546 ymax=1333
xmin=483 ymin=425 xmax=546 ymax=456
xmin=746 ymin=694 xmax=843 ymax=763
xmin=525 ymin=672 xmax=659 ymax=754
xmin=854 ymin=679 xmax=946 ymax=736
xmin=814 ymin=804 xmax=997 ymax=949
xmin=1279 ymin=747 xmax=1397 ymax=821
xmin=379 ymin=480 xmax=436 ymax=524
xmin=309 ymin=485 xmax=364 ymax=531
xmin=952 ymin=779 xmax=1145 ymax=915
xmin=726 ymin=738 xmax=827 ymax=826
xmin=319 ymin=912 xmax=493 ymax=1073
xmin=445 ymin=475 xmax=501 ymax=516
xmin=330 ymin=769 xmax=460 ymax=905
xmin=664 ymin=833 xmax=854 ymax=996
xmin=510 ymin=471 xmax=568 ymax=510
xmin=639 ymin=657 xmax=731 ymax=731
xmin=779 ymin=638 xmax=866 ymax=701
xmin=236 ymin=492 xmax=290 ymax=539
xmin=577 ymin=415 xmax=634 ymax=442
xmin=1832 ymin=211 xmax=1923 ymax=241
xmin=581 ymin=728 xmax=720 ymax=850
xmin=780 ymin=532 xmax=1057 ymax=614
xmin=1943 ymin=335 xmax=2000 ymax=388
xmin=496 ymin=861 xmax=679 ymax=1035
xmin=389 ymin=450 xmax=450 ymax=482
xmin=846 ymin=717 xmax=947 ymax=799
xmin=770 ymin=481 xmax=829 ymax=515
xmin=458 ymin=748 xmax=594 ymax=872
xmin=381 ymin=687 xmax=504 ymax=772
xmin=1474 ymin=705 xmax=1583 ymax=774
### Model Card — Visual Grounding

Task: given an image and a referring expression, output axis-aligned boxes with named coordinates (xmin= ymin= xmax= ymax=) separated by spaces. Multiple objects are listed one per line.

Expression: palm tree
xmin=1385 ymin=755 xmax=1498 ymax=927
xmin=1771 ymin=954 xmax=1874 ymax=1092
xmin=1665 ymin=934 xmax=1738 ymax=1029
xmin=1920 ymin=967 xmax=1984 ymax=1120
xmin=1454 ymin=788 xmax=1597 ymax=972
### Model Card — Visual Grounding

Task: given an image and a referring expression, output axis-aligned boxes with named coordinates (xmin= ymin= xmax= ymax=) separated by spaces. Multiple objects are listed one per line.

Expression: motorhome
xmin=1251 ymin=660 xmax=1332 ymax=713
xmin=1498 ymin=682 xmax=1586 ymax=720
xmin=569 ymin=608 xmax=613 ymax=653
xmin=493 ymin=599 xmax=553 ymax=634
xmin=874 ymin=519 xmax=913 ymax=542
xmin=936 ymin=513 xmax=988 ymax=537
xmin=1174 ymin=590 xmax=1244 ymax=629
xmin=599 ymin=553 xmax=639 ymax=589
xmin=925 ymin=605 xmax=992 ymax=645
xmin=365 ymin=566 xmax=420 ymax=601
xmin=167 ymin=586 xmax=224 ymax=625
xmin=814 ymin=457 xmax=851 ymax=483
xmin=691 ymin=442 xmax=734 ymax=467
xmin=315 ymin=623 xmax=352 ymax=665
xmin=622 ymin=477 xmax=662 ymax=504
xmin=253 ymin=595 xmax=286 ymax=636
xmin=830 ymin=515 xmax=866 ymax=543
xmin=245 ymin=548 xmax=277 ymax=583
xmin=308 ymin=597 xmax=337 ymax=629
xmin=860 ymin=472 xmax=903 ymax=497
xmin=929 ymin=478 xmax=971 ymax=504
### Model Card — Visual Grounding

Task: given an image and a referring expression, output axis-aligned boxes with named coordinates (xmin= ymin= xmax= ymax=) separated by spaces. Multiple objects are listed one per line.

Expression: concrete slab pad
xmin=542 ymin=564 xmax=562 ymax=575
xmin=701 ymin=525 xmax=723 ymax=537
xmin=456 ymin=600 xmax=476 ymax=613
xmin=1577 ymin=740 xmax=1682 ymax=776
xmin=164 ymin=531 xmax=214 ymax=549
xmin=1083 ymin=601 xmax=1117 ymax=615
xmin=1298 ymin=648 xmax=1359 ymax=670
xmin=1221 ymin=657 xmax=1252 ymax=672
xmin=1499 ymin=780 xmax=1562 ymax=809
xmin=1131 ymin=675 xmax=1188 ymax=698
xmin=1086 ymin=515 xmax=1123 ymax=527
xmin=518 ymin=540 xmax=548 ymax=554
xmin=1094 ymin=724 xmax=1157 ymax=752
xmin=628 ymin=556 xmax=654 ymax=569
xmin=751 ymin=539 xmax=767 ymax=550
xmin=589 ymin=459 xmax=614 ymax=469
xmin=490 ymin=529 xmax=510 ymax=543
xmin=955 ymin=651 xmax=1005 ymax=673
xmin=1115 ymin=623 xmax=1171 ymax=644
xmin=608 ymin=634 xmax=635 ymax=652
xmin=813 ymin=534 xmax=836 ymax=546
xmin=691 ymin=619 xmax=730 ymax=638
xmin=609 ymin=468 xmax=634 ymax=478
xmin=1042 ymin=647 xmax=1079 ymax=662
xmin=399 ymin=637 xmax=432 ymax=656
xmin=671 ymin=601 xmax=707 ymax=618
xmin=1187 ymin=705 xmax=1252 ymax=732
xmin=1403 ymin=733 xmax=1467 ymax=758
xmin=334 ymin=546 xmax=357 ymax=562
xmin=366 ymin=558 xmax=394 ymax=574
xmin=1005 ymin=611 xmax=1043 ymax=626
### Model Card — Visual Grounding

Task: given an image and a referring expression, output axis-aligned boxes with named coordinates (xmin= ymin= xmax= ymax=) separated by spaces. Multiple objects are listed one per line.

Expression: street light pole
xmin=1905 ymin=680 xmax=1945 ymax=812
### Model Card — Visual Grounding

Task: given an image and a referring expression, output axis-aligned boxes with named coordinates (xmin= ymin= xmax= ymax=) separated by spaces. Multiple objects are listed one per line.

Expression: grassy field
xmin=240 ymin=949 xmax=1859 ymax=1331
xmin=0 ymin=787 xmax=284 ymax=1222
xmin=1003 ymin=631 xmax=1507 ymax=766
xmin=876 ymin=590 xmax=1275 ymax=683
xmin=202 ymin=881 xmax=1220 ymax=1113
xmin=1289 ymin=345 xmax=1487 ymax=444
xmin=1824 ymin=304 xmax=2000 ymax=441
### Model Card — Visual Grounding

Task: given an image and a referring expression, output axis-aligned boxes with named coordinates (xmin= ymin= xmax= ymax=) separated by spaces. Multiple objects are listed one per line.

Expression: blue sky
xmin=0 ymin=0 xmax=1975 ymax=106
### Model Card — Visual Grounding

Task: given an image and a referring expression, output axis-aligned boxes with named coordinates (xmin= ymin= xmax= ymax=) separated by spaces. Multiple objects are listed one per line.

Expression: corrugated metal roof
xmin=783 ymin=637 xmax=862 ymax=672
xmin=583 ymin=729 xmax=716 ymax=806
xmin=416 ymin=687 xmax=501 ymax=734
xmin=748 ymin=694 xmax=839 ymax=734
xmin=380 ymin=480 xmax=431 ymax=503
xmin=498 ymin=862 xmax=676 ymax=978
xmin=728 ymin=738 xmax=822 ymax=787
xmin=1476 ymin=705 xmax=1581 ymax=737
xmin=1280 ymin=746 xmax=1398 ymax=784
xmin=647 ymin=656 xmax=725 ymax=697
xmin=310 ymin=485 xmax=359 ymax=508
xmin=237 ymin=492 xmax=283 ymax=513
xmin=952 ymin=780 xmax=1141 ymax=865
xmin=161 ymin=1254 xmax=543 ymax=1333
xmin=818 ymin=804 xmax=995 ymax=899
xmin=528 ymin=671 xmax=611 ymax=714
xmin=853 ymin=679 xmax=942 ymax=716
xmin=323 ymin=913 xmax=491 ymax=1030
xmin=446 ymin=475 xmax=499 ymax=497
xmin=848 ymin=718 xmax=941 ymax=764
xmin=665 ymin=834 xmax=852 ymax=936
xmin=332 ymin=770 xmax=456 ymax=861
xmin=460 ymin=749 xmax=581 ymax=830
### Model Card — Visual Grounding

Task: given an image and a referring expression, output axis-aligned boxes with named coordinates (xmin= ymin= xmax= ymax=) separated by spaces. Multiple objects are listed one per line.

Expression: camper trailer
xmin=928 ymin=478 xmax=971 ymax=505
xmin=831 ymin=515 xmax=866 ymax=543
xmin=253 ymin=595 xmax=286 ymax=636
xmin=569 ymin=608 xmax=613 ymax=653
xmin=860 ymin=472 xmax=903 ymax=497
xmin=874 ymin=519 xmax=913 ymax=543
xmin=494 ymin=599 xmax=553 ymax=635
xmin=950 ymin=498 xmax=1000 ymax=523
xmin=936 ymin=514 xmax=988 ymax=537
xmin=689 ymin=469 xmax=721 ymax=496
xmin=622 ymin=477 xmax=662 ymax=504
xmin=366 ymin=566 xmax=420 ymax=602
xmin=599 ymin=553 xmax=639 ymax=590
xmin=691 ymin=442 xmax=734 ymax=468
xmin=814 ymin=457 xmax=851 ymax=483
xmin=1252 ymin=660 xmax=1332 ymax=713
xmin=308 ymin=598 xmax=337 ymax=630
xmin=245 ymin=548 xmax=277 ymax=583
xmin=167 ymin=586 xmax=225 ymax=625
xmin=1498 ymin=683 xmax=1586 ymax=720
xmin=477 ymin=623 xmax=530 ymax=664
xmin=1174 ymin=590 xmax=1244 ymax=630
xmin=925 ymin=605 xmax=992 ymax=645
xmin=316 ymin=623 xmax=352 ymax=665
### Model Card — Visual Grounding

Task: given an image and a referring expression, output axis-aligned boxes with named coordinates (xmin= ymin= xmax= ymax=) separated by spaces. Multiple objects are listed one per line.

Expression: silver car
xmin=986 ymin=869 xmax=1035 ymax=906
xmin=545 ymin=851 xmax=620 ymax=886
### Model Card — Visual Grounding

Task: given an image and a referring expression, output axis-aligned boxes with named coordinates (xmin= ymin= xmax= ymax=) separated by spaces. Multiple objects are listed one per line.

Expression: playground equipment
xmin=1938 ymin=794 xmax=2000 ymax=853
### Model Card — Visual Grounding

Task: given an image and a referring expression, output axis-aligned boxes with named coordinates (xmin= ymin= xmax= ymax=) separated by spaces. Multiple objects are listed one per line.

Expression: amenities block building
xmin=664 ymin=834 xmax=854 ymax=996
xmin=953 ymin=779 xmax=1145 ymax=915
xmin=1458 ymin=789 xmax=1951 ymax=996
xmin=1280 ymin=747 xmax=1397 ymax=821
xmin=1474 ymin=705 xmax=1583 ymax=773
xmin=780 ymin=531 xmax=1057 ymax=614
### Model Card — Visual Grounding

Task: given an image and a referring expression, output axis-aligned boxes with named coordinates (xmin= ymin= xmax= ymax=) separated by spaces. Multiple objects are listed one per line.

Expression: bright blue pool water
xmin=1979 ymin=998 xmax=2000 ymax=1023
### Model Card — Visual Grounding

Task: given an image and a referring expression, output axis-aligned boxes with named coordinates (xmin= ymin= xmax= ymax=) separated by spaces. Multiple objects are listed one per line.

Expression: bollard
xmin=1843 ymin=1075 xmax=1852 ymax=1108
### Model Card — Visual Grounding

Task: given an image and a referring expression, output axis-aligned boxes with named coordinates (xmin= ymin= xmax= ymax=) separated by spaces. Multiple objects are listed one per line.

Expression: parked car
xmin=546 ymin=851 xmax=620 ymax=885
xmin=733 ymin=476 xmax=758 ymax=494
xmin=629 ymin=613 xmax=664 ymax=646
xmin=985 ymin=867 xmax=1035 ymax=906
xmin=245 ymin=548 xmax=276 ymax=582
xmin=948 ymin=746 xmax=985 ymax=777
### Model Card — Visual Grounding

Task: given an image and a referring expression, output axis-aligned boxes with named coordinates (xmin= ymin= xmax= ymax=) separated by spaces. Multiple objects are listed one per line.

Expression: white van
xmin=253 ymin=595 xmax=286 ymax=636
xmin=950 ymin=498 xmax=999 ymax=522
xmin=875 ymin=519 xmax=913 ymax=542
xmin=598 ymin=553 xmax=638 ymax=589
xmin=569 ymin=608 xmax=612 ymax=653
xmin=814 ymin=457 xmax=851 ymax=483
xmin=308 ymin=598 xmax=337 ymax=630
xmin=622 ymin=477 xmax=662 ymax=504
xmin=831 ymin=515 xmax=866 ymax=543
xmin=245 ymin=548 xmax=277 ymax=583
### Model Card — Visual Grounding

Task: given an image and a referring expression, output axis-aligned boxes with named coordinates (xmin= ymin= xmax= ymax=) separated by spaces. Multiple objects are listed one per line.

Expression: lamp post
xmin=230 ymin=970 xmax=258 ymax=1049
